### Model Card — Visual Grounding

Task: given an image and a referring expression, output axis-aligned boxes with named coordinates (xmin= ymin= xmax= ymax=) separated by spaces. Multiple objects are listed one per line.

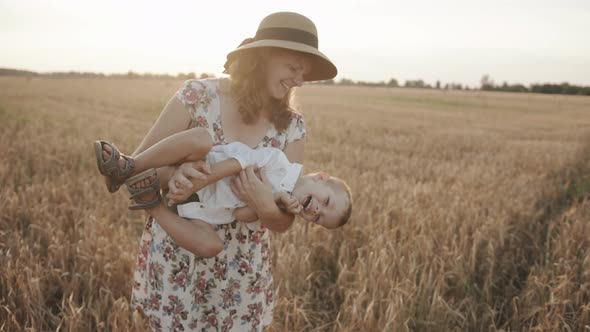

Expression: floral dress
xmin=131 ymin=78 xmax=306 ymax=331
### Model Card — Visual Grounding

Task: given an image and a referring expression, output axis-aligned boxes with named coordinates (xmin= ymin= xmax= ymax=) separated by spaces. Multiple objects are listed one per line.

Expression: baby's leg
xmin=133 ymin=127 xmax=213 ymax=174
xmin=97 ymin=128 xmax=212 ymax=189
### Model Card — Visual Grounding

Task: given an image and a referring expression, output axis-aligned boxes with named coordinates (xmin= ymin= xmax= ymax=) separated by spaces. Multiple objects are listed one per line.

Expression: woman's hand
xmin=166 ymin=161 xmax=211 ymax=205
xmin=230 ymin=166 xmax=275 ymax=217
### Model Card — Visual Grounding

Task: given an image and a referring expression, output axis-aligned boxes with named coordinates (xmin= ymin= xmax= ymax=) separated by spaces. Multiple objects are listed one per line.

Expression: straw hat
xmin=224 ymin=12 xmax=337 ymax=82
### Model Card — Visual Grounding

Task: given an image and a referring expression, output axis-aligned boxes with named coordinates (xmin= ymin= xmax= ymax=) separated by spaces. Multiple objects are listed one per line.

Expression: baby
xmin=95 ymin=127 xmax=352 ymax=257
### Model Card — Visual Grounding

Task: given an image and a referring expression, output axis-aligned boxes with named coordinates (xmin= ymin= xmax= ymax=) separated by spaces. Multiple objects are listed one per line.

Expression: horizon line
xmin=1 ymin=66 xmax=589 ymax=89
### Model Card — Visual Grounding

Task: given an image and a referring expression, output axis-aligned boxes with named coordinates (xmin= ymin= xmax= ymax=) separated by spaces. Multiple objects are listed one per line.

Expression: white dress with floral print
xmin=131 ymin=78 xmax=306 ymax=332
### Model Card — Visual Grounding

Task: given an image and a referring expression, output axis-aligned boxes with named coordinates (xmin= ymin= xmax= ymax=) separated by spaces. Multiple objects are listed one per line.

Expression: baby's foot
xmin=101 ymin=144 xmax=129 ymax=188
xmin=127 ymin=172 xmax=162 ymax=210
xmin=96 ymin=141 xmax=135 ymax=192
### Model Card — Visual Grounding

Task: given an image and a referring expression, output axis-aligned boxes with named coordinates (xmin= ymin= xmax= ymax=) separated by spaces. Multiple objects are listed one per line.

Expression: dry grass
xmin=1 ymin=77 xmax=590 ymax=331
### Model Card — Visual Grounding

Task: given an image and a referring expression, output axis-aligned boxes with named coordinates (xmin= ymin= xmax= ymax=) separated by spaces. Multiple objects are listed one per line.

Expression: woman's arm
xmin=233 ymin=207 xmax=259 ymax=223
xmin=148 ymin=205 xmax=223 ymax=258
xmin=282 ymin=137 xmax=305 ymax=164
xmin=266 ymin=138 xmax=305 ymax=231
xmin=260 ymin=138 xmax=305 ymax=231
xmin=131 ymin=96 xmax=210 ymax=188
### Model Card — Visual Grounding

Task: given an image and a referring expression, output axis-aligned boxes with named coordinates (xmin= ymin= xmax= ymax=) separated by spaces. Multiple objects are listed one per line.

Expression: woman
xmin=127 ymin=12 xmax=337 ymax=331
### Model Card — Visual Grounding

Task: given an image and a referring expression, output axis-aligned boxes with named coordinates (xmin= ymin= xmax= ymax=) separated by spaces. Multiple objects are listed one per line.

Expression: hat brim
xmin=226 ymin=40 xmax=337 ymax=82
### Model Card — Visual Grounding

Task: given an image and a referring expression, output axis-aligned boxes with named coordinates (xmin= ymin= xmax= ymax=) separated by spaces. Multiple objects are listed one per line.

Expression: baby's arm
xmin=167 ymin=158 xmax=242 ymax=205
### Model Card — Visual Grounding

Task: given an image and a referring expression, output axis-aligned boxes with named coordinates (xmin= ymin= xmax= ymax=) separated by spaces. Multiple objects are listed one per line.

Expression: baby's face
xmin=292 ymin=172 xmax=348 ymax=229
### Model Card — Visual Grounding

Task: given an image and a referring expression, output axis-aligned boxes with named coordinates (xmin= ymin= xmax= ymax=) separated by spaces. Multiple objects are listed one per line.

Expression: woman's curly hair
xmin=225 ymin=48 xmax=297 ymax=133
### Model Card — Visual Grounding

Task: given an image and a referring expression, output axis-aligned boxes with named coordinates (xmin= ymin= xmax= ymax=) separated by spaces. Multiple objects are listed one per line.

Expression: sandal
xmin=125 ymin=168 xmax=162 ymax=210
xmin=94 ymin=140 xmax=136 ymax=193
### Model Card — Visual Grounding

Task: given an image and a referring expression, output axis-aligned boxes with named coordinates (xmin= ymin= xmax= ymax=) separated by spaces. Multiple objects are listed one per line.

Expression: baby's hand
xmin=274 ymin=192 xmax=302 ymax=215
xmin=166 ymin=161 xmax=211 ymax=206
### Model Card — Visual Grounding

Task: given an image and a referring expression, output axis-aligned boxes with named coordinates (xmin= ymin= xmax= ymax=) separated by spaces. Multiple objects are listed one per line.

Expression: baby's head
xmin=292 ymin=172 xmax=352 ymax=229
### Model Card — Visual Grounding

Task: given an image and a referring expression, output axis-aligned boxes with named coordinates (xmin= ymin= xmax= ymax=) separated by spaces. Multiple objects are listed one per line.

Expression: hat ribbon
xmin=253 ymin=27 xmax=318 ymax=48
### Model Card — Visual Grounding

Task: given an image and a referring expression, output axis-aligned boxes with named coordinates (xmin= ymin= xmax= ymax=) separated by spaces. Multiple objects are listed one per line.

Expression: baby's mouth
xmin=302 ymin=195 xmax=312 ymax=211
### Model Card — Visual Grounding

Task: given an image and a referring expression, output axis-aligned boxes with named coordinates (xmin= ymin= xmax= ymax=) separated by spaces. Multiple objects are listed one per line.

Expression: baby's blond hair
xmin=330 ymin=177 xmax=353 ymax=227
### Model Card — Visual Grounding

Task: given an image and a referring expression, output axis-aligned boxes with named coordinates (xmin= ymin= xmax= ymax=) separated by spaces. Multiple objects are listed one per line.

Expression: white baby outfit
xmin=176 ymin=141 xmax=302 ymax=227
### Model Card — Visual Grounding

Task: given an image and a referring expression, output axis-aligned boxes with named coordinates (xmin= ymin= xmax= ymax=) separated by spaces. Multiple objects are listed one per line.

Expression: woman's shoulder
xmin=282 ymin=110 xmax=306 ymax=143
xmin=176 ymin=78 xmax=226 ymax=107
xmin=178 ymin=77 xmax=226 ymax=91
xmin=287 ymin=110 xmax=305 ymax=127
xmin=289 ymin=110 xmax=304 ymax=121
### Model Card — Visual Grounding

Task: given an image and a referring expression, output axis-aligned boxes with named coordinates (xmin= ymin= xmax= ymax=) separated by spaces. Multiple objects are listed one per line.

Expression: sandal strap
xmin=102 ymin=141 xmax=120 ymax=166
xmin=119 ymin=155 xmax=136 ymax=177
xmin=125 ymin=169 xmax=161 ymax=210
xmin=129 ymin=186 xmax=158 ymax=200
xmin=96 ymin=140 xmax=136 ymax=192
xmin=105 ymin=154 xmax=135 ymax=179
xmin=95 ymin=140 xmax=121 ymax=176
xmin=128 ymin=192 xmax=161 ymax=210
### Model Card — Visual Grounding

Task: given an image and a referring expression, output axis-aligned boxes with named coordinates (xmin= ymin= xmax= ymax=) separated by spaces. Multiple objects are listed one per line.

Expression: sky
xmin=1 ymin=0 xmax=590 ymax=87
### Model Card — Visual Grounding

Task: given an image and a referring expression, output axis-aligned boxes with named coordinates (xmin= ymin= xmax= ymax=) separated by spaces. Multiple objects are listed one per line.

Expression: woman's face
xmin=263 ymin=49 xmax=312 ymax=100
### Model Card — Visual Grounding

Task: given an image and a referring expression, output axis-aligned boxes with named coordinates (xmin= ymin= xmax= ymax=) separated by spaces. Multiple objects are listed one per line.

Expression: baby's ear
xmin=314 ymin=172 xmax=330 ymax=181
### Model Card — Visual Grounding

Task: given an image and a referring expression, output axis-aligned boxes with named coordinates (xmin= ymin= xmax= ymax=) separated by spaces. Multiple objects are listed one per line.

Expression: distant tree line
xmin=311 ymin=75 xmax=590 ymax=96
xmin=480 ymin=74 xmax=590 ymax=96
xmin=312 ymin=78 xmax=472 ymax=90
xmin=0 ymin=68 xmax=215 ymax=80
xmin=2 ymin=67 xmax=589 ymax=96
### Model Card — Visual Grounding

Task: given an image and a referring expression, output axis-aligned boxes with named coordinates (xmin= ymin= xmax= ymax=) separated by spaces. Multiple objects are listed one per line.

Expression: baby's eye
xmin=325 ymin=197 xmax=330 ymax=206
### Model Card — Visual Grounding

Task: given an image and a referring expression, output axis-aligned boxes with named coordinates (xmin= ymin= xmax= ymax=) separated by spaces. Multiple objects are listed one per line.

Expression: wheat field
xmin=1 ymin=76 xmax=590 ymax=331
